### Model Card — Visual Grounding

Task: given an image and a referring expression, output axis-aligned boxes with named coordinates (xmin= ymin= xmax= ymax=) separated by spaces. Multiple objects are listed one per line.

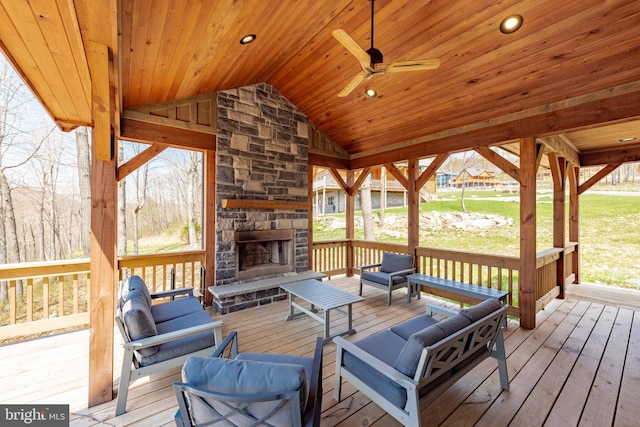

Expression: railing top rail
xmin=0 ymin=258 xmax=90 ymax=281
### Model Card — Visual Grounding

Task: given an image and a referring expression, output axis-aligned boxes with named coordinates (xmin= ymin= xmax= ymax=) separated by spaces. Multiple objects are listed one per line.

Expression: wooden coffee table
xmin=280 ymin=279 xmax=364 ymax=344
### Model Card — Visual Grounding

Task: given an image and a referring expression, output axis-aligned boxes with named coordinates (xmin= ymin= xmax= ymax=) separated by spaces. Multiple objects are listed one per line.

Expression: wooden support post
xmin=549 ymin=153 xmax=567 ymax=298
xmin=346 ymin=171 xmax=355 ymax=276
xmin=87 ymin=41 xmax=117 ymax=407
xmin=519 ymin=137 xmax=537 ymax=329
xmin=204 ymin=149 xmax=216 ymax=305
xmin=568 ymin=165 xmax=580 ymax=283
xmin=308 ymin=164 xmax=314 ymax=274
xmin=407 ymin=159 xmax=419 ymax=252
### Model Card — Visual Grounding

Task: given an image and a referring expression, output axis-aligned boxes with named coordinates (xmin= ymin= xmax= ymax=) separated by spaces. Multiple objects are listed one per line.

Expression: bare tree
xmin=360 ymin=172 xmax=375 ymax=240
xmin=132 ymin=152 xmax=149 ymax=255
xmin=118 ymin=142 xmax=127 ymax=255
xmin=75 ymin=127 xmax=91 ymax=257
xmin=186 ymin=151 xmax=199 ymax=248
xmin=0 ymin=59 xmax=49 ymax=300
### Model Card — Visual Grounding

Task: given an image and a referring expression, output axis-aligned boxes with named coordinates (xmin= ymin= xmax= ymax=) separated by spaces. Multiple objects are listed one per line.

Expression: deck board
xmin=1 ymin=279 xmax=639 ymax=426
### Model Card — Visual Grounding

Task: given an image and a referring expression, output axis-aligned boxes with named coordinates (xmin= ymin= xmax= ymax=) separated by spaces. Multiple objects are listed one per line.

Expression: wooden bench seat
xmin=406 ymin=273 xmax=508 ymax=316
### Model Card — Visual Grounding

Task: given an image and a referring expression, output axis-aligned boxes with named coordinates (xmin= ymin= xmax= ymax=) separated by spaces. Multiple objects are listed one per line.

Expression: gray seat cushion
xmin=380 ymin=252 xmax=413 ymax=273
xmin=137 ymin=310 xmax=215 ymax=366
xmin=150 ymin=296 xmax=202 ymax=323
xmin=342 ymin=330 xmax=408 ymax=409
xmin=390 ymin=314 xmax=439 ymax=340
xmin=121 ymin=288 xmax=158 ymax=356
xmin=361 ymin=271 xmax=407 ymax=286
xmin=181 ymin=356 xmax=307 ymax=427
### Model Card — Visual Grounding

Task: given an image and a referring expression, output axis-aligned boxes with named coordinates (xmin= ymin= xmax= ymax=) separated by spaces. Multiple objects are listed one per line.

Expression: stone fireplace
xmin=213 ymin=83 xmax=310 ymax=313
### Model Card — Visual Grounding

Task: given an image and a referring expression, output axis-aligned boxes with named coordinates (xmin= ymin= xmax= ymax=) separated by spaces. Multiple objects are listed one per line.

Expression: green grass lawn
xmin=314 ymin=190 xmax=640 ymax=289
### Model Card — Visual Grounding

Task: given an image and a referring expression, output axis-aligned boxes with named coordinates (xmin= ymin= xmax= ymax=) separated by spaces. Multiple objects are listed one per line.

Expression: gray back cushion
xmin=460 ymin=298 xmax=503 ymax=322
xmin=121 ymin=288 xmax=158 ymax=356
xmin=380 ymin=252 xmax=414 ymax=273
xmin=394 ymin=325 xmax=447 ymax=377
xmin=121 ymin=275 xmax=152 ymax=307
xmin=182 ymin=356 xmax=307 ymax=427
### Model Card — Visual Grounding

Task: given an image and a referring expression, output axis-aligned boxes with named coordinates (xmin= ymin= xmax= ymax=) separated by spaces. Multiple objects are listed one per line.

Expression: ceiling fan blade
xmin=338 ymin=70 xmax=369 ymax=97
xmin=384 ymin=59 xmax=441 ymax=73
xmin=332 ymin=29 xmax=371 ymax=70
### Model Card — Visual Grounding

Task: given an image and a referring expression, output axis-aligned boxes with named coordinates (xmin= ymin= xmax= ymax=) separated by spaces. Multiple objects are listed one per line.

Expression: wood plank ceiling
xmin=1 ymin=0 xmax=640 ymax=167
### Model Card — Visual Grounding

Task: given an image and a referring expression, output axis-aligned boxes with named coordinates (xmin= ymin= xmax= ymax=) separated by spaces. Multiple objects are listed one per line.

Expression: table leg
xmin=285 ymin=293 xmax=296 ymax=321
xmin=324 ymin=309 xmax=330 ymax=342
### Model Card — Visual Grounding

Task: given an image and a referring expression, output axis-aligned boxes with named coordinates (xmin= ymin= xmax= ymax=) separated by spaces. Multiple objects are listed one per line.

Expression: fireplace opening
xmin=235 ymin=229 xmax=294 ymax=280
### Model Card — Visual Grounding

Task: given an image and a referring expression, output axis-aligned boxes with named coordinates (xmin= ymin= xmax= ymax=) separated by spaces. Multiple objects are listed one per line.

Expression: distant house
xmin=312 ymin=165 xmax=437 ymax=214
xmin=450 ymin=168 xmax=499 ymax=188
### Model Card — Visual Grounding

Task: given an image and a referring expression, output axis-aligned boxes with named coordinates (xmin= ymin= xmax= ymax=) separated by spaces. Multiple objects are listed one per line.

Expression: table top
xmin=280 ymin=279 xmax=364 ymax=310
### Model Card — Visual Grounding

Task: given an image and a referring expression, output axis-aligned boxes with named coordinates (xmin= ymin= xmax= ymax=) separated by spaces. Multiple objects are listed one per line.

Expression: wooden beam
xmin=537 ymin=135 xmax=580 ymax=166
xmin=351 ymin=91 xmax=640 ymax=169
xmin=519 ymin=137 xmax=537 ymax=329
xmin=117 ymin=143 xmax=168 ymax=181
xmin=547 ymin=152 xmax=563 ymax=189
xmin=346 ymin=171 xmax=355 ymax=276
xmin=204 ymin=150 xmax=216 ymax=306
xmin=580 ymin=143 xmax=640 ymax=166
xmin=535 ymin=143 xmax=546 ymax=172
xmin=384 ymin=163 xmax=408 ymax=189
xmin=221 ymin=199 xmax=308 ymax=210
xmin=407 ymin=159 xmax=419 ymax=251
xmin=578 ymin=162 xmax=623 ymax=195
xmin=350 ymin=168 xmax=371 ymax=196
xmin=416 ymin=153 xmax=448 ymax=189
xmin=568 ymin=165 xmax=580 ymax=283
xmin=87 ymin=42 xmax=116 ymax=408
xmin=475 ymin=146 xmax=521 ymax=183
xmin=307 ymin=164 xmax=314 ymax=276
xmin=308 ymin=152 xmax=350 ymax=170
xmin=120 ymin=118 xmax=215 ymax=151
xmin=551 ymin=153 xmax=567 ymax=299
xmin=87 ymin=41 xmax=112 ymax=161
xmin=328 ymin=168 xmax=349 ymax=194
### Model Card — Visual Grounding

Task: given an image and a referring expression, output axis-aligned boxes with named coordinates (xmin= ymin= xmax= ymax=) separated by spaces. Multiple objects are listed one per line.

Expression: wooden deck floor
xmin=2 ymin=277 xmax=639 ymax=426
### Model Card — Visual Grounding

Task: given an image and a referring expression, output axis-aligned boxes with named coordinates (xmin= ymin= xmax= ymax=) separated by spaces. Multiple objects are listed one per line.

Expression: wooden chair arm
xmin=388 ymin=268 xmax=415 ymax=278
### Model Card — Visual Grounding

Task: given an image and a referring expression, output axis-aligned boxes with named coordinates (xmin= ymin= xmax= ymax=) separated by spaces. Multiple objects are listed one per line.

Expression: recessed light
xmin=619 ymin=136 xmax=637 ymax=142
xmin=240 ymin=34 xmax=256 ymax=45
xmin=500 ymin=14 xmax=523 ymax=34
xmin=365 ymin=88 xmax=377 ymax=98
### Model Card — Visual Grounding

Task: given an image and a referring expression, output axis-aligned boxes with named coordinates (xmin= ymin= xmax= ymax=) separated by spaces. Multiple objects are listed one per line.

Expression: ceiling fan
xmin=332 ymin=0 xmax=441 ymax=97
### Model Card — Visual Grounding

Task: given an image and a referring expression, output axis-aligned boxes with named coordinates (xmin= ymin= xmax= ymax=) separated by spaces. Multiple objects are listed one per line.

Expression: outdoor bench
xmin=334 ymin=298 xmax=509 ymax=427
xmin=406 ymin=273 xmax=508 ymax=316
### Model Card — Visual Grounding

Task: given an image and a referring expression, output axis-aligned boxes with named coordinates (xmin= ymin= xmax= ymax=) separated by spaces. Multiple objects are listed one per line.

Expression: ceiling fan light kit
xmin=333 ymin=0 xmax=441 ymax=97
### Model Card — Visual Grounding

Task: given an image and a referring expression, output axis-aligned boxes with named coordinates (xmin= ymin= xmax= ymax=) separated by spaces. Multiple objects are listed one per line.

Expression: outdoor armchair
xmin=115 ymin=275 xmax=223 ymax=416
xmin=174 ymin=331 xmax=323 ymax=427
xmin=359 ymin=251 xmax=415 ymax=305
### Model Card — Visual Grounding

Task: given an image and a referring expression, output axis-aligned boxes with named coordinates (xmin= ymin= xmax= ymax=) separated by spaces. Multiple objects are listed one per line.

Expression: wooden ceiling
xmin=1 ymin=0 xmax=640 ymax=168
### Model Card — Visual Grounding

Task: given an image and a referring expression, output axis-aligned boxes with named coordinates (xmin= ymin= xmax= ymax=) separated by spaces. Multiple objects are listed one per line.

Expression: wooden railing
xmin=0 ymin=251 xmax=206 ymax=340
xmin=415 ymin=246 xmax=520 ymax=313
xmin=118 ymin=250 xmax=206 ymax=293
xmin=2 ymin=242 xmax=578 ymax=339
xmin=0 ymin=259 xmax=91 ymax=340
xmin=311 ymin=240 xmax=349 ymax=277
